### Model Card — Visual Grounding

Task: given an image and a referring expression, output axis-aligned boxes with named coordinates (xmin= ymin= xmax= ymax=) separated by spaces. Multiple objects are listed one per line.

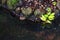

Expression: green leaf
xmin=48 ymin=15 xmax=55 ymax=20
xmin=44 ymin=14 xmax=48 ymax=18
xmin=52 ymin=1 xmax=57 ymax=6
xmin=46 ymin=7 xmax=51 ymax=12
xmin=47 ymin=12 xmax=51 ymax=15
xmin=40 ymin=15 xmax=47 ymax=21
xmin=50 ymin=12 xmax=55 ymax=16
xmin=7 ymin=0 xmax=18 ymax=9
xmin=48 ymin=12 xmax=55 ymax=20
xmin=46 ymin=20 xmax=51 ymax=23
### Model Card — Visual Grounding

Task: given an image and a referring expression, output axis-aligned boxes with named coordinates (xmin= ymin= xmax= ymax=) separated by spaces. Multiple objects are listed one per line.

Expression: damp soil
xmin=0 ymin=8 xmax=60 ymax=40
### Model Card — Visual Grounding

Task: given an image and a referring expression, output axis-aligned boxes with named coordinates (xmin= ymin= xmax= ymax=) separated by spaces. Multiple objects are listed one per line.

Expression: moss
xmin=7 ymin=0 xmax=19 ymax=9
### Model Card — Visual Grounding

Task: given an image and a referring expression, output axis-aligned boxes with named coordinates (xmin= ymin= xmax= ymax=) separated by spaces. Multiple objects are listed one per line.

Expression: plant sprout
xmin=48 ymin=12 xmax=55 ymax=20
xmin=40 ymin=15 xmax=47 ymax=21
xmin=52 ymin=1 xmax=57 ymax=6
xmin=40 ymin=12 xmax=55 ymax=24
xmin=46 ymin=7 xmax=52 ymax=12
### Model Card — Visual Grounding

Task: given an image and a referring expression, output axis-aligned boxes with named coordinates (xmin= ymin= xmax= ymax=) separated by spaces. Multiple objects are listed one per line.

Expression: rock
xmin=57 ymin=1 xmax=60 ymax=10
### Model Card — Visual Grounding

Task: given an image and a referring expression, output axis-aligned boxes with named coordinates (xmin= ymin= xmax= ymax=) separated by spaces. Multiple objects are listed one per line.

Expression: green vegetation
xmin=46 ymin=7 xmax=51 ymax=12
xmin=7 ymin=0 xmax=19 ymax=9
xmin=40 ymin=7 xmax=55 ymax=24
xmin=52 ymin=1 xmax=57 ymax=6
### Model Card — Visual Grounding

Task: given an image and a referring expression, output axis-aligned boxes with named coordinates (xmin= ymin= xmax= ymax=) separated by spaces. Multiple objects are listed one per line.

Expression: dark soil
xmin=0 ymin=8 xmax=60 ymax=40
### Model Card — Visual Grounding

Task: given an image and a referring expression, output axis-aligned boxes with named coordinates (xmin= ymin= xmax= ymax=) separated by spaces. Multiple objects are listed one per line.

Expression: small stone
xmin=20 ymin=16 xmax=26 ymax=20
xmin=16 ymin=7 xmax=20 ymax=11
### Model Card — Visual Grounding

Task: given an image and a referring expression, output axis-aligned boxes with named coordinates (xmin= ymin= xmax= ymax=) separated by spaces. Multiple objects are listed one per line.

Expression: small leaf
xmin=46 ymin=20 xmax=51 ymax=23
xmin=48 ymin=15 xmax=55 ymax=20
xmin=50 ymin=12 xmax=55 ymax=16
xmin=7 ymin=0 xmax=18 ymax=9
xmin=47 ymin=12 xmax=51 ymax=15
xmin=52 ymin=1 xmax=57 ymax=6
xmin=46 ymin=7 xmax=51 ymax=12
xmin=40 ymin=15 xmax=47 ymax=21
xmin=44 ymin=14 xmax=48 ymax=18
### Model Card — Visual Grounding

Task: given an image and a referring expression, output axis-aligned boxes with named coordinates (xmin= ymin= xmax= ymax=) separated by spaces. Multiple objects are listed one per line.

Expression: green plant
xmin=52 ymin=1 xmax=57 ymax=6
xmin=7 ymin=0 xmax=19 ymax=9
xmin=40 ymin=7 xmax=55 ymax=24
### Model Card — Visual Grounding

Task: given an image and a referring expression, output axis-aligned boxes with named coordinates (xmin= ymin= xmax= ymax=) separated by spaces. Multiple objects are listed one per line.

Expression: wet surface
xmin=0 ymin=10 xmax=60 ymax=40
xmin=0 ymin=0 xmax=60 ymax=40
